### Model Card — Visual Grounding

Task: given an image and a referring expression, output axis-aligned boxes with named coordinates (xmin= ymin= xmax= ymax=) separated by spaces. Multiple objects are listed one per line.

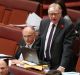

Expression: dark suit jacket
xmin=37 ymin=18 xmax=76 ymax=71
xmin=15 ymin=38 xmax=38 ymax=59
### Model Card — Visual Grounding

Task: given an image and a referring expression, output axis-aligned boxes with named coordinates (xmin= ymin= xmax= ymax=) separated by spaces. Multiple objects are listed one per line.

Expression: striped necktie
xmin=46 ymin=24 xmax=55 ymax=60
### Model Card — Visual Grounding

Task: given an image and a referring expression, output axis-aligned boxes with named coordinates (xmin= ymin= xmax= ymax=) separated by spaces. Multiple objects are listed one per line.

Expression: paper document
xmin=0 ymin=54 xmax=13 ymax=59
xmin=17 ymin=60 xmax=43 ymax=70
xmin=22 ymin=60 xmax=37 ymax=65
xmin=14 ymin=24 xmax=27 ymax=27
xmin=26 ymin=12 xmax=42 ymax=31
xmin=62 ymin=72 xmax=80 ymax=75
xmin=16 ymin=60 xmax=49 ymax=71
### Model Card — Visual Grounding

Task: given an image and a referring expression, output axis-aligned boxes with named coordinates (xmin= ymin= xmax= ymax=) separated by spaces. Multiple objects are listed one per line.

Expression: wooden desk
xmin=9 ymin=66 xmax=45 ymax=75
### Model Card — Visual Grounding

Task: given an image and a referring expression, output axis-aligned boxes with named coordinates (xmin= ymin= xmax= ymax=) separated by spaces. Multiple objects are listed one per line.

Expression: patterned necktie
xmin=46 ymin=24 xmax=55 ymax=60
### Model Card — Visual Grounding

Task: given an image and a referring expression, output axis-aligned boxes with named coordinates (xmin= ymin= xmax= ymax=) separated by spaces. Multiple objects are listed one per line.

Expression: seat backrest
xmin=0 ymin=0 xmax=40 ymax=25
xmin=76 ymin=55 xmax=80 ymax=72
xmin=67 ymin=9 xmax=80 ymax=23
xmin=72 ymin=33 xmax=80 ymax=72
xmin=0 ymin=26 xmax=22 ymax=55
xmin=72 ymin=36 xmax=80 ymax=56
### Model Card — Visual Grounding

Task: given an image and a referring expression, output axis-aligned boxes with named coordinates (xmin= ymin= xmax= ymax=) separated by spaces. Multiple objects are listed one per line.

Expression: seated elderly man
xmin=0 ymin=59 xmax=14 ymax=75
xmin=11 ymin=26 xmax=39 ymax=64
xmin=15 ymin=26 xmax=38 ymax=59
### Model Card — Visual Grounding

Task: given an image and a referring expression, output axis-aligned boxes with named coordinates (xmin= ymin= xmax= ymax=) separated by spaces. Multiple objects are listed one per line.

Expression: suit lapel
xmin=43 ymin=20 xmax=50 ymax=41
xmin=52 ymin=18 xmax=64 ymax=43
xmin=41 ymin=20 xmax=50 ymax=50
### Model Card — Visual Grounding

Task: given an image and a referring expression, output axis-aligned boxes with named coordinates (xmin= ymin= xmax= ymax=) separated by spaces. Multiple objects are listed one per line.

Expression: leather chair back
xmin=0 ymin=26 xmax=22 ymax=55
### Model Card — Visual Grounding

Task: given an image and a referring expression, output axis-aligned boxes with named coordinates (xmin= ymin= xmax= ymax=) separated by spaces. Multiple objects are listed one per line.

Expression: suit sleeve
xmin=15 ymin=39 xmax=25 ymax=59
xmin=14 ymin=42 xmax=22 ymax=59
xmin=60 ymin=24 xmax=76 ymax=69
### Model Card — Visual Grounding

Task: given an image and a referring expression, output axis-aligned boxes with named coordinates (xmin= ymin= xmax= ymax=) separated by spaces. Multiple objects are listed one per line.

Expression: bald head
xmin=0 ymin=59 xmax=8 ymax=75
xmin=22 ymin=27 xmax=35 ymax=34
xmin=22 ymin=26 xmax=37 ymax=45
xmin=0 ymin=60 xmax=7 ymax=67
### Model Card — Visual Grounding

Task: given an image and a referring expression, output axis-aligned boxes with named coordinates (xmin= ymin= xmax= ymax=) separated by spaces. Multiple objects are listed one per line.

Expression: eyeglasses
xmin=48 ymin=12 xmax=61 ymax=16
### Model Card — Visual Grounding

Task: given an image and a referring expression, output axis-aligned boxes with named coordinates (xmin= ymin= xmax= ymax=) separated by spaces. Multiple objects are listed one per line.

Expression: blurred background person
xmin=0 ymin=59 xmax=14 ymax=75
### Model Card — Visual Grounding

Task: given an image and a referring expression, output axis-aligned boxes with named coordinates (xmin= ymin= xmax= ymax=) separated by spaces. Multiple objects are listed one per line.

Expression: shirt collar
xmin=50 ymin=21 xmax=57 ymax=27
xmin=25 ymin=40 xmax=35 ymax=48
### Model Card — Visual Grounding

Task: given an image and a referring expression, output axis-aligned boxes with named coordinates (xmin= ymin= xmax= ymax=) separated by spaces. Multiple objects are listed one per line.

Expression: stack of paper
xmin=0 ymin=54 xmax=13 ymax=59
xmin=26 ymin=12 xmax=42 ymax=31
xmin=17 ymin=60 xmax=48 ymax=71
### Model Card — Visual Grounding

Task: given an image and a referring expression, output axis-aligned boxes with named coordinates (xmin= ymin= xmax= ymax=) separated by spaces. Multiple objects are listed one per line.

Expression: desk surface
xmin=9 ymin=66 xmax=80 ymax=75
xmin=9 ymin=65 xmax=45 ymax=75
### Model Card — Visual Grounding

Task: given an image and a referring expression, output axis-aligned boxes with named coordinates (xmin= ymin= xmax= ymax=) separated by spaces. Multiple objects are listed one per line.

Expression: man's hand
xmin=57 ymin=66 xmax=65 ymax=72
xmin=10 ymin=59 xmax=21 ymax=65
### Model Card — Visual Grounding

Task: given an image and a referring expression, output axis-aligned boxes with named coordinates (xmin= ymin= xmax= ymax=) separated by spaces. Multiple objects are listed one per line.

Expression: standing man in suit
xmin=15 ymin=26 xmax=38 ymax=60
xmin=37 ymin=3 xmax=76 ymax=72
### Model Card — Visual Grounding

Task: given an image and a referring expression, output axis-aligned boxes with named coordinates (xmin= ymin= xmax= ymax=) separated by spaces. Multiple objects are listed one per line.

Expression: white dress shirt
xmin=44 ymin=22 xmax=57 ymax=58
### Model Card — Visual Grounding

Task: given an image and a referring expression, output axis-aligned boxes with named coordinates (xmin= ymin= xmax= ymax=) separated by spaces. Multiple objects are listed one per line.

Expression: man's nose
xmin=52 ymin=14 xmax=56 ymax=18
